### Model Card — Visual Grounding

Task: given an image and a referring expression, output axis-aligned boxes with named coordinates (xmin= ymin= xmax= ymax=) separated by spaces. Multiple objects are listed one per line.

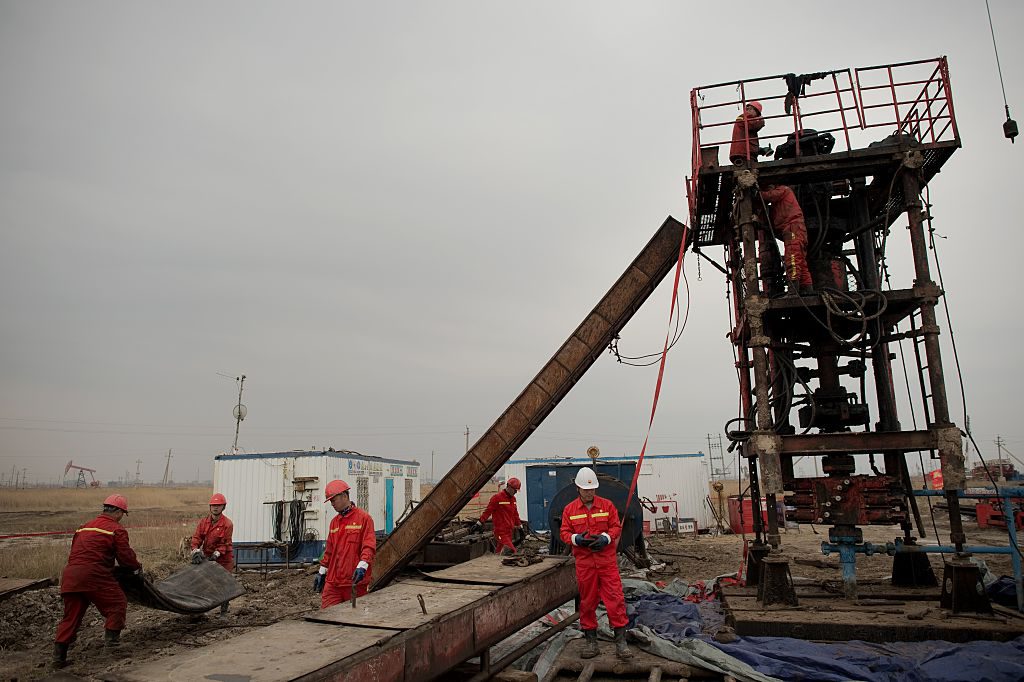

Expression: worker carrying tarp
xmin=190 ymin=492 xmax=235 ymax=614
xmin=314 ymin=479 xmax=376 ymax=608
xmin=729 ymin=100 xmax=765 ymax=165
xmin=558 ymin=467 xmax=632 ymax=660
xmin=53 ymin=494 xmax=142 ymax=669
xmin=477 ymin=477 xmax=524 ymax=554
xmin=760 ymin=184 xmax=814 ymax=295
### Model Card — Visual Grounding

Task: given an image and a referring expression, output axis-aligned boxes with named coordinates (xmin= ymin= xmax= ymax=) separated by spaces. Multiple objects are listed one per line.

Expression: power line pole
xmin=995 ymin=435 xmax=1007 ymax=482
xmin=465 ymin=426 xmax=470 ymax=454
xmin=135 ymin=459 xmax=143 ymax=486
xmin=431 ymin=450 xmax=435 ymax=483
xmin=232 ymin=374 xmax=247 ymax=453
xmin=162 ymin=449 xmax=172 ymax=487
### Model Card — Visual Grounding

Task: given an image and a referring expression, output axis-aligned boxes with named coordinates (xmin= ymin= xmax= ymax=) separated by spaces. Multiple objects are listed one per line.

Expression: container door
xmin=385 ymin=478 xmax=394 ymax=533
xmin=526 ymin=467 xmax=548 ymax=530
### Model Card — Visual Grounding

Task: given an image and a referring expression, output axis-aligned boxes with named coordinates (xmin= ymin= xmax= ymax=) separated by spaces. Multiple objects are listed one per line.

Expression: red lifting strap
xmin=626 ymin=223 xmax=689 ymax=505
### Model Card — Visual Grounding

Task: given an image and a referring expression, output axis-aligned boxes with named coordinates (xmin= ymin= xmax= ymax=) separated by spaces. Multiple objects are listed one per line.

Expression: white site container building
xmin=213 ymin=449 xmax=420 ymax=563
xmin=501 ymin=453 xmax=711 ymax=534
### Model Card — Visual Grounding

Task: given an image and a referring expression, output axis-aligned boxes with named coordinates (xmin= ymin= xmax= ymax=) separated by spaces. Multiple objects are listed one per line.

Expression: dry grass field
xmin=0 ymin=486 xmax=210 ymax=580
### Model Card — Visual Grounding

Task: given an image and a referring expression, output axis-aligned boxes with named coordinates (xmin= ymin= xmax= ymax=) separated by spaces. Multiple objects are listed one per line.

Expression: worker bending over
xmin=314 ymin=479 xmax=376 ymax=608
xmin=190 ymin=492 xmax=234 ymax=614
xmin=760 ymin=184 xmax=814 ymax=296
xmin=54 ymin=494 xmax=142 ymax=669
xmin=478 ymin=477 xmax=524 ymax=554
xmin=559 ymin=468 xmax=632 ymax=660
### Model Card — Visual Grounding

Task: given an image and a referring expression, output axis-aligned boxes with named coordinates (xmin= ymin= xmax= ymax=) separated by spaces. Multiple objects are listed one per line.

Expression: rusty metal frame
xmin=372 ymin=217 xmax=687 ymax=589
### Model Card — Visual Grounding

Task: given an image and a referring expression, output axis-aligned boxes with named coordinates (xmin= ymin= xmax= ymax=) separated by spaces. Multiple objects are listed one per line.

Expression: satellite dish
xmin=233 ymin=404 xmax=247 ymax=421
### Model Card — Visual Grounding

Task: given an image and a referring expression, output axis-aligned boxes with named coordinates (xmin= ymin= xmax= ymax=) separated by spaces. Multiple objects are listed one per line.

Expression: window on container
xmin=357 ymin=477 xmax=369 ymax=510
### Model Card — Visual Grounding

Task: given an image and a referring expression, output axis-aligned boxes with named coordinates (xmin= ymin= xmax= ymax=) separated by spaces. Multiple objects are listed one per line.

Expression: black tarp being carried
xmin=116 ymin=560 xmax=245 ymax=614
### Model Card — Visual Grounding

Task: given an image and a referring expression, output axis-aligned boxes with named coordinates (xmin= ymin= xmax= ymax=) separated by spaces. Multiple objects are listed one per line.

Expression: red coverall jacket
xmin=57 ymin=514 xmax=141 ymax=644
xmin=320 ymin=505 xmax=376 ymax=608
xmin=190 ymin=514 xmax=234 ymax=571
xmin=558 ymin=495 xmax=629 ymax=630
xmin=729 ymin=111 xmax=765 ymax=163
xmin=480 ymin=489 xmax=521 ymax=553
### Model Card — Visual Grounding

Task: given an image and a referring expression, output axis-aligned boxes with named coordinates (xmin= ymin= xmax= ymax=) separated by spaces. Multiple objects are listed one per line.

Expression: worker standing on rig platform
xmin=559 ymin=468 xmax=632 ymax=660
xmin=477 ymin=477 xmax=523 ymax=554
xmin=190 ymin=492 xmax=234 ymax=614
xmin=729 ymin=100 xmax=765 ymax=164
xmin=760 ymin=183 xmax=814 ymax=296
xmin=53 ymin=494 xmax=142 ymax=669
xmin=315 ymin=479 xmax=376 ymax=608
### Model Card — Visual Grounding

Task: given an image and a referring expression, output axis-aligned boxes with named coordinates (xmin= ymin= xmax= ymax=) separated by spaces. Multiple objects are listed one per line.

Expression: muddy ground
xmin=1 ymin=507 xmax=1017 ymax=681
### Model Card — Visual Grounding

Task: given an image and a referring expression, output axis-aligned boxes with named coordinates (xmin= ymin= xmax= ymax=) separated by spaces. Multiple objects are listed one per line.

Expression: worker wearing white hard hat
xmin=558 ymin=467 xmax=632 ymax=660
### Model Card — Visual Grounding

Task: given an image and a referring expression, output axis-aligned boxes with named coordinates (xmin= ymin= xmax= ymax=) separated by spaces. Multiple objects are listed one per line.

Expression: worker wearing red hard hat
xmin=53 ymin=494 xmax=142 ymax=669
xmin=190 ymin=493 xmax=234 ymax=572
xmin=759 ymin=184 xmax=814 ymax=295
xmin=729 ymin=100 xmax=766 ymax=165
xmin=558 ymin=467 xmax=632 ymax=660
xmin=477 ymin=477 xmax=524 ymax=555
xmin=315 ymin=479 xmax=377 ymax=608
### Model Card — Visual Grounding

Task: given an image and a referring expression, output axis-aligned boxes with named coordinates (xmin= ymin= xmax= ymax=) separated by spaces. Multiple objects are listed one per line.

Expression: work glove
xmin=471 ymin=519 xmax=484 ymax=533
xmin=572 ymin=533 xmax=595 ymax=548
xmin=212 ymin=551 xmax=221 ymax=560
xmin=521 ymin=521 xmax=532 ymax=533
xmin=589 ymin=534 xmax=611 ymax=551
xmin=352 ymin=567 xmax=366 ymax=584
xmin=190 ymin=549 xmax=204 ymax=565
xmin=313 ymin=566 xmax=327 ymax=593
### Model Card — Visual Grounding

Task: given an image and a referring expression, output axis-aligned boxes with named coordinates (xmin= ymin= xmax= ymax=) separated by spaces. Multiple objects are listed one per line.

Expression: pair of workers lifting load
xmin=731 ymin=100 xmax=846 ymax=297
xmin=53 ymin=492 xmax=237 ymax=668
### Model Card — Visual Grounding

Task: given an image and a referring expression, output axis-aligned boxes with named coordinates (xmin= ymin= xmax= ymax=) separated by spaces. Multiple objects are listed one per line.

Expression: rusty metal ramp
xmin=373 ymin=216 xmax=687 ymax=589
xmin=104 ymin=555 xmax=577 ymax=682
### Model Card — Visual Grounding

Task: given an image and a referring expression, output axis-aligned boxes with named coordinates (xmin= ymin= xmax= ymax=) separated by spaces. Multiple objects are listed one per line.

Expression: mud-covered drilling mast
xmin=688 ymin=57 xmax=990 ymax=611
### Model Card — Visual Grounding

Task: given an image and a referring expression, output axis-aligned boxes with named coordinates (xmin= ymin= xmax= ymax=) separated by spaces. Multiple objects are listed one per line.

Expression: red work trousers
xmin=56 ymin=586 xmax=127 ymax=644
xmin=321 ymin=580 xmax=368 ymax=609
xmin=576 ymin=559 xmax=629 ymax=630
xmin=778 ymin=221 xmax=812 ymax=289
xmin=493 ymin=529 xmax=516 ymax=554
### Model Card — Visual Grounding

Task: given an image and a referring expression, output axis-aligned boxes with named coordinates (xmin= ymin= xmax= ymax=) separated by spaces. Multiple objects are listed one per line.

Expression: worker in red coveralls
xmin=760 ymin=184 xmax=814 ymax=296
xmin=477 ymin=477 xmax=524 ymax=555
xmin=53 ymin=494 xmax=142 ymax=669
xmin=190 ymin=492 xmax=234 ymax=614
xmin=729 ymin=100 xmax=765 ymax=165
xmin=558 ymin=467 xmax=632 ymax=660
xmin=314 ymin=479 xmax=376 ymax=608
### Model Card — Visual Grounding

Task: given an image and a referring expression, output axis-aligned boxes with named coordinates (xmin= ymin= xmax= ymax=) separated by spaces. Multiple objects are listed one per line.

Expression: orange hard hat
xmin=506 ymin=477 xmax=521 ymax=491
xmin=103 ymin=494 xmax=129 ymax=513
xmin=747 ymin=100 xmax=763 ymax=114
xmin=325 ymin=479 xmax=351 ymax=502
xmin=209 ymin=493 xmax=227 ymax=506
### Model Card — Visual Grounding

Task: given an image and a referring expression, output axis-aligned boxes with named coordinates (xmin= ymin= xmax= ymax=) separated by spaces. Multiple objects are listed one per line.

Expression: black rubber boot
xmin=52 ymin=642 xmax=69 ymax=668
xmin=614 ymin=626 xmax=633 ymax=659
xmin=104 ymin=629 xmax=121 ymax=647
xmin=580 ymin=629 xmax=599 ymax=659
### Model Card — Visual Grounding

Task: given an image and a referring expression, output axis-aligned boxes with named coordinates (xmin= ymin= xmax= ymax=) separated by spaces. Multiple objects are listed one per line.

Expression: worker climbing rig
xmin=688 ymin=57 xmax=990 ymax=611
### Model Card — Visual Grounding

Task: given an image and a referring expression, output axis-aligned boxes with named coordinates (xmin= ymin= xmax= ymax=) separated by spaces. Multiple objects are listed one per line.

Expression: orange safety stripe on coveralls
xmin=558 ymin=495 xmax=629 ymax=630
xmin=320 ymin=505 xmax=376 ymax=609
xmin=191 ymin=514 xmax=235 ymax=571
xmin=480 ymin=489 xmax=521 ymax=553
xmin=56 ymin=514 xmax=141 ymax=644
xmin=760 ymin=185 xmax=813 ymax=289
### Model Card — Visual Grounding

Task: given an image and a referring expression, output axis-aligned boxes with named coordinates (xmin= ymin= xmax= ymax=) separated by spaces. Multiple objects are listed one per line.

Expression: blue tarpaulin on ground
xmin=627 ymin=591 xmax=1024 ymax=682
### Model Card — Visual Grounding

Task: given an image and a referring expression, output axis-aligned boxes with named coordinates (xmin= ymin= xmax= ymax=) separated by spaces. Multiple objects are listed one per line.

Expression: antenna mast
xmin=232 ymin=374 xmax=247 ymax=453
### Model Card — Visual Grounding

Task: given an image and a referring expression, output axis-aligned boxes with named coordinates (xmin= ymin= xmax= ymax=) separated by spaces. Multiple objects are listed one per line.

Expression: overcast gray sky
xmin=1 ymin=2 xmax=1021 ymax=486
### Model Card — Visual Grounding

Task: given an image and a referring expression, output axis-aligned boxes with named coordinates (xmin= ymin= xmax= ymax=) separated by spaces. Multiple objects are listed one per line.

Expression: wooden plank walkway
xmin=0 ymin=577 xmax=52 ymax=602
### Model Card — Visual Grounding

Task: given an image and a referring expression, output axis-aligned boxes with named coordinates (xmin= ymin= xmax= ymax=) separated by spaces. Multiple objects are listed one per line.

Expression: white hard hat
xmin=574 ymin=467 xmax=599 ymax=490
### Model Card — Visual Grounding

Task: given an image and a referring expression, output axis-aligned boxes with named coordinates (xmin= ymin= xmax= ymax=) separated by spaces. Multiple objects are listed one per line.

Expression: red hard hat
xmin=748 ymin=100 xmax=763 ymax=114
xmin=506 ymin=477 xmax=521 ymax=491
xmin=103 ymin=494 xmax=129 ymax=513
xmin=325 ymin=479 xmax=351 ymax=502
xmin=209 ymin=493 xmax=227 ymax=506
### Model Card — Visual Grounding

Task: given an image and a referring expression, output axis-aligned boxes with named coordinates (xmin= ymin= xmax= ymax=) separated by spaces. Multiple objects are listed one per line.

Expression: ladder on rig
xmin=371 ymin=216 xmax=687 ymax=588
